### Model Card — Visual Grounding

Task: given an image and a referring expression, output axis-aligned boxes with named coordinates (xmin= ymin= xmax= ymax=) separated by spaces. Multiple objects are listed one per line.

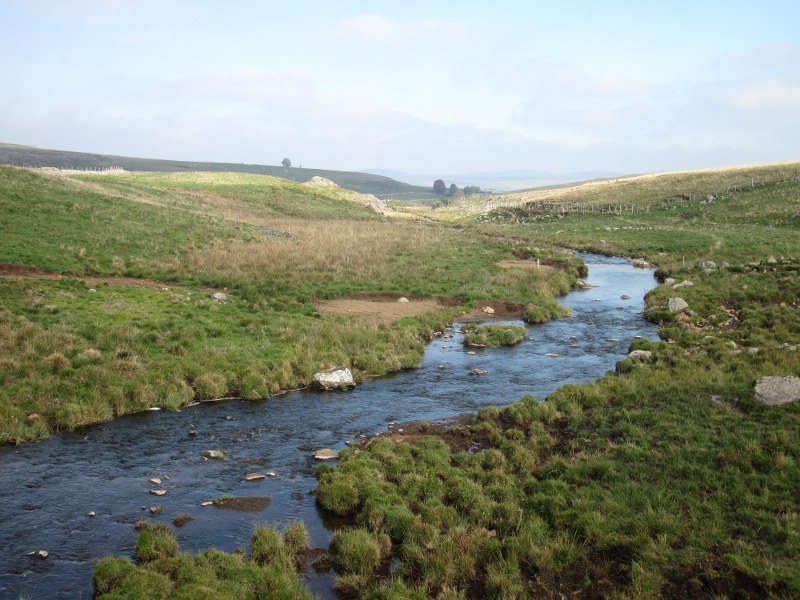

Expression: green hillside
xmin=0 ymin=143 xmax=433 ymax=198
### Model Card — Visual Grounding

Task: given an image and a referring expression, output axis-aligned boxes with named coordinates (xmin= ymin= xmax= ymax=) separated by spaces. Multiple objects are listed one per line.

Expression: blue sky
xmin=1 ymin=0 xmax=798 ymax=175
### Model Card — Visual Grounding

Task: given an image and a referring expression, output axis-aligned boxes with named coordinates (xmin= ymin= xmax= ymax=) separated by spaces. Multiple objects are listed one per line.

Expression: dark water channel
xmin=0 ymin=254 xmax=657 ymax=599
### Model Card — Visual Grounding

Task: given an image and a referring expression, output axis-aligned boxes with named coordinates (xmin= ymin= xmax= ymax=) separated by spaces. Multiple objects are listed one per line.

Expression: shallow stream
xmin=0 ymin=254 xmax=657 ymax=599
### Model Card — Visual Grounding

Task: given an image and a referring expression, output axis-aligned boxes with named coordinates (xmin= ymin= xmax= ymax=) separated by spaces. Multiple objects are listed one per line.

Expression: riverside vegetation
xmin=1 ymin=162 xmax=798 ymax=598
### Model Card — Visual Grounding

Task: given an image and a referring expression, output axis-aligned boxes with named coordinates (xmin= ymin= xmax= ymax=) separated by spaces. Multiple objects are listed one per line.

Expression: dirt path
xmin=0 ymin=262 xmax=214 ymax=291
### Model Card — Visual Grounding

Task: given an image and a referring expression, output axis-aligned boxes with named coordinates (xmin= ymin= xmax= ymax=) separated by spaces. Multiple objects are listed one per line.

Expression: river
xmin=0 ymin=254 xmax=657 ymax=599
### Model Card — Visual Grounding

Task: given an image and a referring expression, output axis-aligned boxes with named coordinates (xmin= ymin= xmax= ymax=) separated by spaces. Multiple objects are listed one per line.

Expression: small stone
xmin=88 ymin=511 xmax=96 ymax=517
xmin=314 ymin=448 xmax=339 ymax=460
xmin=664 ymin=278 xmax=676 ymax=286
xmin=30 ymin=550 xmax=48 ymax=559
xmin=437 ymin=364 xmax=445 ymax=369
xmin=397 ymin=297 xmax=410 ymax=303
xmin=634 ymin=334 xmax=642 ymax=339
xmin=544 ymin=353 xmax=559 ymax=357
xmin=149 ymin=505 xmax=163 ymax=514
xmin=212 ymin=292 xmax=227 ymax=302
xmin=607 ymin=338 xmax=620 ymax=342
xmin=620 ymin=294 xmax=631 ymax=300
xmin=569 ymin=343 xmax=579 ymax=348
xmin=244 ymin=473 xmax=266 ymax=481
xmin=468 ymin=368 xmax=488 ymax=375
xmin=467 ymin=351 xmax=476 ymax=355
xmin=627 ymin=350 xmax=652 ymax=361
xmin=482 ymin=306 xmax=495 ymax=314
xmin=88 ymin=288 xmax=96 ymax=293
xmin=188 ymin=430 xmax=197 ymax=436
xmin=203 ymin=450 xmax=225 ymax=459
xmin=25 ymin=413 xmax=40 ymax=424
xmin=149 ymin=478 xmax=161 ymax=485
xmin=266 ymin=472 xmax=277 ymax=478
xmin=149 ymin=489 xmax=167 ymax=496
xmin=200 ymin=501 xmax=214 ymax=506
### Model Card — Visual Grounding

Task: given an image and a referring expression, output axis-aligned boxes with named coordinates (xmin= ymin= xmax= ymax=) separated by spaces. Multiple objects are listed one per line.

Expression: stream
xmin=0 ymin=254 xmax=657 ymax=599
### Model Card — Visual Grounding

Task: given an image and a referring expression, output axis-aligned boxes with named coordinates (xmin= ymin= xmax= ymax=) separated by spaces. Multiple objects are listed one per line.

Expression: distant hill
xmin=364 ymin=167 xmax=620 ymax=192
xmin=0 ymin=143 xmax=431 ymax=199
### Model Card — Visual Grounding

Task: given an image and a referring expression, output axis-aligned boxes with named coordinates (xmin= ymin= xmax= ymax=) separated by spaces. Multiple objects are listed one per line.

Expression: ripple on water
xmin=0 ymin=254 xmax=657 ymax=599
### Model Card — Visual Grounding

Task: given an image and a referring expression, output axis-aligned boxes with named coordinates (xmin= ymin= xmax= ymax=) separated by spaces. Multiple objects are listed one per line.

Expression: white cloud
xmin=328 ymin=12 xmax=473 ymax=44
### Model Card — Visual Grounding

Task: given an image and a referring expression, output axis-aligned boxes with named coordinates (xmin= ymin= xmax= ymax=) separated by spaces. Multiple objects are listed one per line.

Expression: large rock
xmin=753 ymin=376 xmax=800 ymax=406
xmin=698 ymin=260 xmax=717 ymax=271
xmin=312 ymin=366 xmax=355 ymax=391
xmin=627 ymin=350 xmax=652 ymax=361
xmin=668 ymin=297 xmax=688 ymax=313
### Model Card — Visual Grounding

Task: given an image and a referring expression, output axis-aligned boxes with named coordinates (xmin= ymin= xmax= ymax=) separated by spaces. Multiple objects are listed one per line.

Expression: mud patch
xmin=315 ymin=293 xmax=458 ymax=325
xmin=363 ymin=414 xmax=483 ymax=454
xmin=212 ymin=496 xmax=272 ymax=513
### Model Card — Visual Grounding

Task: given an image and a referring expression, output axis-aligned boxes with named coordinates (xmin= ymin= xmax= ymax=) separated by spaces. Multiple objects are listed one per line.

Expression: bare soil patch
xmin=315 ymin=293 xmax=457 ymax=325
xmin=212 ymin=496 xmax=272 ymax=513
xmin=0 ymin=262 xmax=218 ymax=291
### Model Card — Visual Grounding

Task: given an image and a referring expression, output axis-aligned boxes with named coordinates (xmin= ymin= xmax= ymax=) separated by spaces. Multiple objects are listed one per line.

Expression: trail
xmin=0 ymin=262 xmax=217 ymax=292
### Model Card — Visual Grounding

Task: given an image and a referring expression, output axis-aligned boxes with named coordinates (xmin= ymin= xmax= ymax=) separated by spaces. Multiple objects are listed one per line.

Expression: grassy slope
xmin=312 ymin=177 xmax=800 ymax=598
xmin=0 ymin=142 xmax=433 ymax=198
xmin=0 ymin=167 xmax=578 ymax=442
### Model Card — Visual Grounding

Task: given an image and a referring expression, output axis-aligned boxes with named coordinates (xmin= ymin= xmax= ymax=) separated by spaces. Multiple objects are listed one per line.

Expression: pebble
xmin=88 ymin=511 xmax=96 ymax=518
xmin=200 ymin=501 xmax=214 ymax=506
xmin=203 ymin=450 xmax=225 ymax=459
xmin=149 ymin=505 xmax=163 ymax=514
xmin=30 ymin=550 xmax=48 ymax=559
xmin=149 ymin=478 xmax=161 ymax=485
xmin=149 ymin=489 xmax=167 ymax=496
xmin=544 ymin=353 xmax=559 ymax=357
xmin=266 ymin=472 xmax=277 ymax=478
xmin=244 ymin=473 xmax=266 ymax=481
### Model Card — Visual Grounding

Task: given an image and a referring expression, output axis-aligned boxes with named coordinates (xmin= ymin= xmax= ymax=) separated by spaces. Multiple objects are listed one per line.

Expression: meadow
xmin=0 ymin=166 xmax=578 ymax=443
xmin=2 ymin=161 xmax=799 ymax=598
xmin=308 ymin=170 xmax=800 ymax=598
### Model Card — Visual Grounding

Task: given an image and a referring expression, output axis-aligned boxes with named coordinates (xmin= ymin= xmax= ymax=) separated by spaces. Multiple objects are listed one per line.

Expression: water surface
xmin=0 ymin=254 xmax=657 ymax=599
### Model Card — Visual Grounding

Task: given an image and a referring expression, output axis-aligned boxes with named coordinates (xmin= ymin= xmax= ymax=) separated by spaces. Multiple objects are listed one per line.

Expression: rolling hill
xmin=0 ymin=143 xmax=432 ymax=199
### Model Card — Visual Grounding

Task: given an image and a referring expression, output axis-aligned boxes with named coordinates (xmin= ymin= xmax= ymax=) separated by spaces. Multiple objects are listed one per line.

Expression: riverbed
xmin=0 ymin=254 xmax=657 ymax=599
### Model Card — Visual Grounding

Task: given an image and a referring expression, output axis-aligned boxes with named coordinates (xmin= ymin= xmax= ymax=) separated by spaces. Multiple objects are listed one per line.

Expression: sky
xmin=1 ymin=0 xmax=798 ymax=176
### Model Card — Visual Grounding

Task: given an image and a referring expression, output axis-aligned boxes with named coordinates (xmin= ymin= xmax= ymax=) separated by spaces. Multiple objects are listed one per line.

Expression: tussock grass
xmin=312 ymin=175 xmax=800 ymax=597
xmin=94 ymin=522 xmax=313 ymax=599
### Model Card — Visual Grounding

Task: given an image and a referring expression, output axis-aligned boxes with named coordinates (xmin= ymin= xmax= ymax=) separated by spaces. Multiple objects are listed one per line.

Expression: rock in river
xmin=312 ymin=366 xmax=355 ymax=391
xmin=314 ymin=448 xmax=339 ymax=460
xmin=245 ymin=473 xmax=266 ymax=481
xmin=203 ymin=450 xmax=225 ymax=459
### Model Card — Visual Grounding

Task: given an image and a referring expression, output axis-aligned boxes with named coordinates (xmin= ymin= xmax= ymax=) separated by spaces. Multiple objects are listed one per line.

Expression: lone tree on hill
xmin=433 ymin=179 xmax=446 ymax=194
xmin=281 ymin=158 xmax=291 ymax=168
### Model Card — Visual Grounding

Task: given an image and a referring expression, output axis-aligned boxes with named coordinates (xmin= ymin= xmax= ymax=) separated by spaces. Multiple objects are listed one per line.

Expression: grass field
xmin=0 ymin=142 xmax=434 ymax=198
xmin=0 ymin=166 xmax=578 ymax=443
xmin=2 ymin=158 xmax=798 ymax=598
xmin=310 ymin=170 xmax=800 ymax=598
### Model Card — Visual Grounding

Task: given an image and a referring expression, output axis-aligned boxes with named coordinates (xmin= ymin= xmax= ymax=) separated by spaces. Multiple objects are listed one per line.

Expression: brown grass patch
xmin=495 ymin=259 xmax=554 ymax=271
xmin=315 ymin=294 xmax=451 ymax=325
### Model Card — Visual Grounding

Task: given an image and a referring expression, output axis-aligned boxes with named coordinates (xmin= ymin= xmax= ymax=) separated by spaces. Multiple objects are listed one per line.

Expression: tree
xmin=281 ymin=158 xmax=291 ymax=168
xmin=433 ymin=179 xmax=446 ymax=195
xmin=464 ymin=185 xmax=482 ymax=196
xmin=448 ymin=183 xmax=458 ymax=196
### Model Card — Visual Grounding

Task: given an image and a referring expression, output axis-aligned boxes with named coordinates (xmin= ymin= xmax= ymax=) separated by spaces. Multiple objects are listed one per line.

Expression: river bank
xmin=0 ymin=254 xmax=658 ymax=599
